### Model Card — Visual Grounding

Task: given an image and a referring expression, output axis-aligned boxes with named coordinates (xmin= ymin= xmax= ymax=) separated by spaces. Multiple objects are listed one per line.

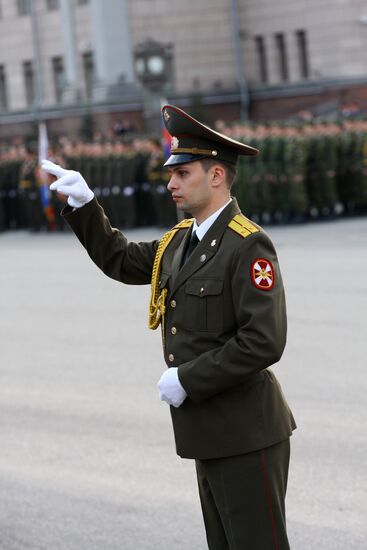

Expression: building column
xmin=90 ymin=0 xmax=135 ymax=100
xmin=60 ymin=0 xmax=79 ymax=103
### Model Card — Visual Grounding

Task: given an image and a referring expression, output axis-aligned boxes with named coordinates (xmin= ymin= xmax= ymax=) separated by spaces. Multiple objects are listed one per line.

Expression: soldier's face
xmin=167 ymin=161 xmax=212 ymax=217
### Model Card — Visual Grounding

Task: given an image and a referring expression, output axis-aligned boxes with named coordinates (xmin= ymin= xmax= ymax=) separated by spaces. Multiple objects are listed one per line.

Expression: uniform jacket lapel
xmin=170 ymin=199 xmax=241 ymax=296
xmin=170 ymin=222 xmax=193 ymax=282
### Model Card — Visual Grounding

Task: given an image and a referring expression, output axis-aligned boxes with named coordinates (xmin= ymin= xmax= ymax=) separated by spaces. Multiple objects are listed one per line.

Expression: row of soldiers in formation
xmin=228 ymin=118 xmax=367 ymax=223
xmin=1 ymin=117 xmax=367 ymax=232
xmin=0 ymin=137 xmax=177 ymax=232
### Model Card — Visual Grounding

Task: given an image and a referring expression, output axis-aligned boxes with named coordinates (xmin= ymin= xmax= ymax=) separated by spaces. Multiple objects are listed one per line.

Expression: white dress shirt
xmin=192 ymin=198 xmax=232 ymax=241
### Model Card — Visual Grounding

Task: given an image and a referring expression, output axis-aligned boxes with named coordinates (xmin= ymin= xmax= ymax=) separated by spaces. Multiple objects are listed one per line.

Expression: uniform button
xmin=170 ymin=300 xmax=177 ymax=308
xmin=168 ymin=354 xmax=175 ymax=362
xmin=171 ymin=327 xmax=177 ymax=335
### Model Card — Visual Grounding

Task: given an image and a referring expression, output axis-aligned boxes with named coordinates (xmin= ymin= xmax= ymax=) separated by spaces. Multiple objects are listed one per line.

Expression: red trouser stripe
xmin=259 ymin=449 xmax=279 ymax=550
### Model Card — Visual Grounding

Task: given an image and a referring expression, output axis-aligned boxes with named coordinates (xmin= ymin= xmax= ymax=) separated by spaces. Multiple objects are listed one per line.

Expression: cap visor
xmin=163 ymin=153 xmax=210 ymax=167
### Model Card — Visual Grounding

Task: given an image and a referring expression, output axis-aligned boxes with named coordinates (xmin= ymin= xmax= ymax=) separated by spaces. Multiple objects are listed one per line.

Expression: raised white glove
xmin=41 ymin=159 xmax=94 ymax=209
xmin=157 ymin=368 xmax=187 ymax=408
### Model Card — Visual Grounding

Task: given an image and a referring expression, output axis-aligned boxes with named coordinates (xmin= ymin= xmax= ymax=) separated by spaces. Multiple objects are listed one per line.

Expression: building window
xmin=77 ymin=0 xmax=89 ymax=5
xmin=254 ymin=36 xmax=268 ymax=84
xmin=82 ymin=52 xmax=94 ymax=100
xmin=52 ymin=56 xmax=65 ymax=103
xmin=0 ymin=65 xmax=8 ymax=110
xmin=274 ymin=33 xmax=288 ymax=81
xmin=296 ymin=29 xmax=309 ymax=79
xmin=23 ymin=61 xmax=35 ymax=107
xmin=17 ymin=0 xmax=30 ymax=16
xmin=46 ymin=0 xmax=59 ymax=10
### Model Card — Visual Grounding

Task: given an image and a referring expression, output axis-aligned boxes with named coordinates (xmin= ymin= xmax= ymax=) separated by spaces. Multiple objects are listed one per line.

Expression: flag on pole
xmin=38 ymin=121 xmax=56 ymax=229
xmin=162 ymin=125 xmax=171 ymax=160
xmin=38 ymin=121 xmax=48 ymax=166
xmin=160 ymin=98 xmax=171 ymax=160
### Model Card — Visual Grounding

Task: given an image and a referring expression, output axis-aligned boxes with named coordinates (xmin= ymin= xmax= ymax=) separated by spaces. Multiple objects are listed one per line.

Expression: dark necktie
xmin=182 ymin=230 xmax=199 ymax=266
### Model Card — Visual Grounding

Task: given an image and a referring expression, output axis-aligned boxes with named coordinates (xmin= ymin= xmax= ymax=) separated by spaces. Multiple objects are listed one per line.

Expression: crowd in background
xmin=1 ymin=115 xmax=367 ymax=233
xmin=224 ymin=117 xmax=367 ymax=224
xmin=0 ymin=136 xmax=176 ymax=233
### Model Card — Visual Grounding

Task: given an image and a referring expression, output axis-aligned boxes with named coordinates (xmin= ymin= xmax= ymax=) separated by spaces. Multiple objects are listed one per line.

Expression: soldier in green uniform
xmin=283 ymin=124 xmax=309 ymax=222
xmin=42 ymin=104 xmax=296 ymax=550
xmin=133 ymin=139 xmax=156 ymax=227
xmin=0 ymin=153 xmax=5 ymax=232
xmin=18 ymin=145 xmax=43 ymax=231
xmin=3 ymin=149 xmax=23 ymax=229
xmin=115 ymin=141 xmax=139 ymax=228
xmin=146 ymin=137 xmax=177 ymax=227
xmin=233 ymin=123 xmax=264 ymax=223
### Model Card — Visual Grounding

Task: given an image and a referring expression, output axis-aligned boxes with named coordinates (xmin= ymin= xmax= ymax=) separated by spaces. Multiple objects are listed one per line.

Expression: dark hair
xmin=199 ymin=158 xmax=237 ymax=188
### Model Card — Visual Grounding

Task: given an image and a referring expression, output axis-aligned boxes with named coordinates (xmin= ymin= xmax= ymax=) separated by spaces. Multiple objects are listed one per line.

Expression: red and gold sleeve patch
xmin=251 ymin=258 xmax=275 ymax=291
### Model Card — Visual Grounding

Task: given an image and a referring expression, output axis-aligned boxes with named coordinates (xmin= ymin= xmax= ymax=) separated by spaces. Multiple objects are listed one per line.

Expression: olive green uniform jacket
xmin=63 ymin=197 xmax=296 ymax=459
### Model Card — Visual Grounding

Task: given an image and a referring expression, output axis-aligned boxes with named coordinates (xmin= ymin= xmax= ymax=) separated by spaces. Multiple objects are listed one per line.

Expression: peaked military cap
xmin=162 ymin=104 xmax=259 ymax=167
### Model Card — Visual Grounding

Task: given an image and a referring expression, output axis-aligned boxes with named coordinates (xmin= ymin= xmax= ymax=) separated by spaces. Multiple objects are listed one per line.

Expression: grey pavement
xmin=0 ymin=217 xmax=366 ymax=550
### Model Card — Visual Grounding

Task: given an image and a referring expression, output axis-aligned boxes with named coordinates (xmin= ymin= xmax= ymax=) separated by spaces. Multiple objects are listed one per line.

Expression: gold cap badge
xmin=171 ymin=136 xmax=179 ymax=150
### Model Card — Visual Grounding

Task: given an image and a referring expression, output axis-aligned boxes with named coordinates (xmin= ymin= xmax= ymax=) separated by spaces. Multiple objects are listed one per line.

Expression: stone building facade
xmin=1 ymin=0 xmax=367 ymax=138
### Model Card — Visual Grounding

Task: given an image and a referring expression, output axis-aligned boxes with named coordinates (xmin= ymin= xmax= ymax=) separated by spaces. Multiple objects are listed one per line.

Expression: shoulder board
xmin=158 ymin=217 xmax=193 ymax=253
xmin=228 ymin=214 xmax=259 ymax=238
xmin=171 ymin=218 xmax=194 ymax=231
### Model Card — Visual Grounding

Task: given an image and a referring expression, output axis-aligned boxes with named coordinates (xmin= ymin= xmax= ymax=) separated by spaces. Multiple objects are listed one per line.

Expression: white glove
xmin=41 ymin=159 xmax=94 ymax=209
xmin=157 ymin=368 xmax=187 ymax=408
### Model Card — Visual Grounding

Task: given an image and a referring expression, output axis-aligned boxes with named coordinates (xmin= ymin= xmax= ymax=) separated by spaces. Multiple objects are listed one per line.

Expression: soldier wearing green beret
xmin=42 ymin=104 xmax=296 ymax=550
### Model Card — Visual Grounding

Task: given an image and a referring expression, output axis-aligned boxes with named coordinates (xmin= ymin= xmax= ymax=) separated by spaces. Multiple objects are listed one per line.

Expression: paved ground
xmin=0 ymin=217 xmax=366 ymax=550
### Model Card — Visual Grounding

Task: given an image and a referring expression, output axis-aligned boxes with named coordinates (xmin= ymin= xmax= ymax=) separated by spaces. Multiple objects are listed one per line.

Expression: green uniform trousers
xmin=195 ymin=439 xmax=291 ymax=550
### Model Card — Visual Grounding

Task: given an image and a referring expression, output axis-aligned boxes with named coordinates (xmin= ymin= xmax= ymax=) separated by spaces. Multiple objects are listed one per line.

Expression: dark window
xmin=0 ymin=65 xmax=8 ymax=110
xmin=17 ymin=0 xmax=30 ymax=16
xmin=296 ymin=29 xmax=309 ymax=79
xmin=23 ymin=61 xmax=35 ymax=107
xmin=52 ymin=56 xmax=65 ymax=103
xmin=82 ymin=52 xmax=94 ymax=100
xmin=275 ymin=33 xmax=288 ymax=81
xmin=254 ymin=36 xmax=268 ymax=83
xmin=46 ymin=0 xmax=59 ymax=10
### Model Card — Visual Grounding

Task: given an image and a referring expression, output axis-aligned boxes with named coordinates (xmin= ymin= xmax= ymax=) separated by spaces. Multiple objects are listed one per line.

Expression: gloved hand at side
xmin=41 ymin=159 xmax=94 ymax=209
xmin=157 ymin=367 xmax=187 ymax=408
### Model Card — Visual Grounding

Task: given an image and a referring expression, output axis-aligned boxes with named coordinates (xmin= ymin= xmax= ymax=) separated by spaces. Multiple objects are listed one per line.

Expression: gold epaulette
xmin=228 ymin=214 xmax=259 ymax=238
xmin=148 ymin=218 xmax=193 ymax=335
xmin=172 ymin=218 xmax=194 ymax=230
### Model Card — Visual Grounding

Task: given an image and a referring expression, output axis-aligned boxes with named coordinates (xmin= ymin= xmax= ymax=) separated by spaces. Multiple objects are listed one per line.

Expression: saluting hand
xmin=41 ymin=159 xmax=94 ymax=209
